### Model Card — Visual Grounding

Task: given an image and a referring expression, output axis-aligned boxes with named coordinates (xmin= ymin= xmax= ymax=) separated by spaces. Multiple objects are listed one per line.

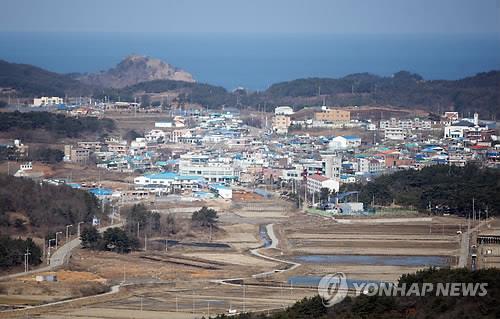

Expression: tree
xmin=80 ymin=227 xmax=102 ymax=250
xmin=0 ymin=236 xmax=42 ymax=270
xmin=319 ymin=187 xmax=331 ymax=203
xmin=102 ymin=227 xmax=138 ymax=253
xmin=191 ymin=206 xmax=218 ymax=228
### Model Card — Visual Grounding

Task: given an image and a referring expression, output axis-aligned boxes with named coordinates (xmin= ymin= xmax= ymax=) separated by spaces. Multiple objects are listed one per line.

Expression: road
xmin=0 ymin=223 xmax=123 ymax=281
xmin=457 ymin=220 xmax=487 ymax=268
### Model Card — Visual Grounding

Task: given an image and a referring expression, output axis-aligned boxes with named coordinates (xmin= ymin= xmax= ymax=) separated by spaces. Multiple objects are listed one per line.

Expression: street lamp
xmin=66 ymin=224 xmax=73 ymax=242
xmin=47 ymin=238 xmax=56 ymax=265
xmin=77 ymin=221 xmax=84 ymax=237
xmin=55 ymin=231 xmax=62 ymax=250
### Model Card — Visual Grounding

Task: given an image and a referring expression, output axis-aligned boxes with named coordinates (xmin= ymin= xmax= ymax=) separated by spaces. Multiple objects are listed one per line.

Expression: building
xmin=134 ymin=172 xmax=204 ymax=191
xmin=380 ymin=118 xmax=431 ymax=130
xmin=384 ymin=127 xmax=408 ymax=140
xmin=272 ymin=115 xmax=291 ymax=134
xmin=358 ymin=158 xmax=385 ymax=174
xmin=306 ymin=174 xmax=340 ymax=194
xmin=274 ymin=106 xmax=294 ymax=115
xmin=77 ymin=141 xmax=102 ymax=152
xmin=444 ymin=114 xmax=492 ymax=140
xmin=322 ymin=154 xmax=342 ymax=180
xmin=328 ymin=136 xmax=361 ymax=150
xmin=33 ymin=96 xmax=64 ymax=107
xmin=179 ymin=153 xmax=237 ymax=183
xmin=314 ymin=108 xmax=350 ymax=122
xmin=64 ymin=145 xmax=90 ymax=163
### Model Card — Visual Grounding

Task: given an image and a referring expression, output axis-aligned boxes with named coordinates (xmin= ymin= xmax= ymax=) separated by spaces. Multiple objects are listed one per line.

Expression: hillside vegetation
xmin=342 ymin=164 xmax=500 ymax=215
xmin=0 ymin=174 xmax=101 ymax=233
xmin=0 ymin=111 xmax=116 ymax=139
xmin=0 ymin=59 xmax=93 ymax=97
xmin=1 ymin=57 xmax=499 ymax=117
xmin=215 ymin=268 xmax=500 ymax=319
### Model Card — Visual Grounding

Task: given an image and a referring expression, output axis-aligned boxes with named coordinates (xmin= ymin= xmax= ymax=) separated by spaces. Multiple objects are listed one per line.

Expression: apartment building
xmin=64 ymin=145 xmax=90 ymax=163
xmin=272 ymin=115 xmax=291 ymax=134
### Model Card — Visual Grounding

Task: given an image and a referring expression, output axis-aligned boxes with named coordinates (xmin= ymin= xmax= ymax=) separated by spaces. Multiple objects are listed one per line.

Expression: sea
xmin=1 ymin=32 xmax=499 ymax=91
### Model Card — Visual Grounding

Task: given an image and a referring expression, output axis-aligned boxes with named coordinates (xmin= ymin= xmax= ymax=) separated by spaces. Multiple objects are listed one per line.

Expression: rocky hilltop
xmin=77 ymin=55 xmax=195 ymax=88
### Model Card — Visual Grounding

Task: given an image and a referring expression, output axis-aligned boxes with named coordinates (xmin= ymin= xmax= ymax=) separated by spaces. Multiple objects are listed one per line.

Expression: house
xmin=306 ymin=174 xmax=340 ymax=194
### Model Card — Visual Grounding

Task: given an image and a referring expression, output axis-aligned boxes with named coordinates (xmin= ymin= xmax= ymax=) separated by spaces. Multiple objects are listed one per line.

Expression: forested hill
xmin=0 ymin=174 xmax=101 ymax=234
xmin=342 ymin=164 xmax=500 ymax=216
xmin=0 ymin=60 xmax=93 ymax=97
xmin=214 ymin=268 xmax=500 ymax=319
xmin=1 ymin=57 xmax=499 ymax=117
xmin=264 ymin=70 xmax=500 ymax=118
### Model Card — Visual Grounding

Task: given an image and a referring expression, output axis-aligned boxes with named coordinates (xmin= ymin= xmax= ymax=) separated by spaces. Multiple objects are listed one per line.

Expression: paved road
xmin=0 ymin=223 xmax=123 ymax=281
xmin=457 ymin=220 xmax=487 ymax=268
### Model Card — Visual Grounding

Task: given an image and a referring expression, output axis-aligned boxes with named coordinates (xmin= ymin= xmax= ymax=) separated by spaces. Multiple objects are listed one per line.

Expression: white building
xmin=33 ymin=97 xmax=64 ymax=107
xmin=274 ymin=106 xmax=294 ymax=115
xmin=384 ymin=127 xmax=407 ymax=140
xmin=306 ymin=174 xmax=340 ymax=194
xmin=444 ymin=113 xmax=490 ymax=140
xmin=380 ymin=118 xmax=431 ymax=130
xmin=134 ymin=172 xmax=203 ymax=191
xmin=328 ymin=136 xmax=361 ymax=150
xmin=179 ymin=153 xmax=237 ymax=183
xmin=145 ymin=129 xmax=167 ymax=143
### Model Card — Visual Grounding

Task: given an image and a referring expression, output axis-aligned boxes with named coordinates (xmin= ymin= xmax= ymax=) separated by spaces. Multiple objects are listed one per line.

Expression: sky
xmin=1 ymin=0 xmax=499 ymax=34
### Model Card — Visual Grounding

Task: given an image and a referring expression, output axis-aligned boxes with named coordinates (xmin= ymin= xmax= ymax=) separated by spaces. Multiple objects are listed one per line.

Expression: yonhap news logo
xmin=318 ymin=273 xmax=488 ymax=307
xmin=317 ymin=272 xmax=348 ymax=307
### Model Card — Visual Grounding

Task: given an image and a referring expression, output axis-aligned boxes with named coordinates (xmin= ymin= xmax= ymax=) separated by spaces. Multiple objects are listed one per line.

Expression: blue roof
xmin=178 ymin=175 xmax=204 ymax=181
xmin=67 ymin=183 xmax=82 ymax=189
xmin=146 ymin=172 xmax=178 ymax=180
xmin=89 ymin=188 xmax=113 ymax=196
xmin=343 ymin=135 xmax=361 ymax=140
xmin=210 ymin=183 xmax=231 ymax=190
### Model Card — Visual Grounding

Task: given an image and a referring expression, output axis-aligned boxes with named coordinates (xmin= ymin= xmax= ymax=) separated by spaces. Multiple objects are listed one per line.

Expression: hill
xmin=213 ymin=267 xmax=500 ymax=319
xmin=77 ymin=55 xmax=195 ymax=88
xmin=0 ymin=60 xmax=93 ymax=97
xmin=262 ymin=71 xmax=500 ymax=118
xmin=342 ymin=164 xmax=500 ymax=216
xmin=0 ymin=174 xmax=102 ymax=234
xmin=0 ymin=111 xmax=116 ymax=141
xmin=0 ymin=57 xmax=498 ymax=117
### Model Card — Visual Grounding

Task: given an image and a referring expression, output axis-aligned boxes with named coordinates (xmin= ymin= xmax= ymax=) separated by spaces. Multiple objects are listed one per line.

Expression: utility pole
xmin=24 ymin=247 xmax=31 ymax=272
xmin=472 ymin=197 xmax=475 ymax=226
xmin=243 ymin=284 xmax=246 ymax=312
